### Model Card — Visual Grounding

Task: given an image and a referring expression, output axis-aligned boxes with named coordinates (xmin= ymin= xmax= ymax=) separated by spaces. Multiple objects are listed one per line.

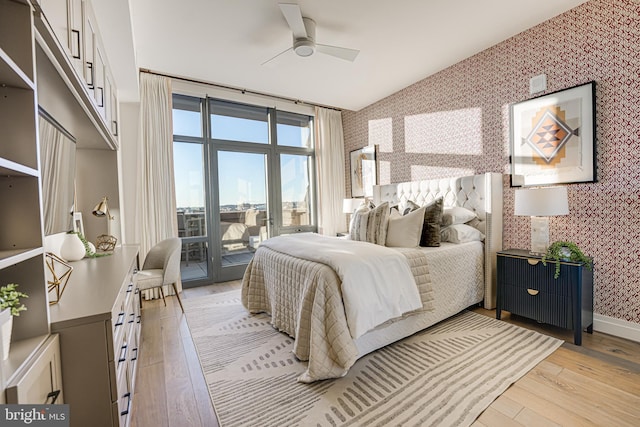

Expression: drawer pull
xmin=120 ymin=392 xmax=132 ymax=416
xmin=118 ymin=344 xmax=128 ymax=363
xmin=527 ymin=259 xmax=540 ymax=266
xmin=45 ymin=390 xmax=60 ymax=404
xmin=527 ymin=288 xmax=539 ymax=296
xmin=131 ymin=347 xmax=138 ymax=361
xmin=115 ymin=312 xmax=125 ymax=327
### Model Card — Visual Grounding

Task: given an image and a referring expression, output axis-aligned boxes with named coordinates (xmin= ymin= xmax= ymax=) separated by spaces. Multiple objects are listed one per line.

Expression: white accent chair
xmin=136 ymin=237 xmax=184 ymax=312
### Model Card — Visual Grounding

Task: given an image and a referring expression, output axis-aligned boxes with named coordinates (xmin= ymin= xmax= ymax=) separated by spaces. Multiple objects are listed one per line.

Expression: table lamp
xmin=92 ymin=196 xmax=117 ymax=251
xmin=514 ymin=186 xmax=569 ymax=254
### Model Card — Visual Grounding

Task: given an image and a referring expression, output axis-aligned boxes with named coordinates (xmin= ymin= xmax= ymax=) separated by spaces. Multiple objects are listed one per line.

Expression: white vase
xmin=0 ymin=308 xmax=12 ymax=360
xmin=60 ymin=233 xmax=86 ymax=261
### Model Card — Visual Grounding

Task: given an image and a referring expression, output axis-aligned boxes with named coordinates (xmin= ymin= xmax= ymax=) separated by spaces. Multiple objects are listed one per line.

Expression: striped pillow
xmin=349 ymin=202 xmax=390 ymax=245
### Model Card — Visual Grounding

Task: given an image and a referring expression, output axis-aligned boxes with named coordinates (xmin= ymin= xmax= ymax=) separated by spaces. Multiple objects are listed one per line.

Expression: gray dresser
xmin=49 ymin=245 xmax=140 ymax=427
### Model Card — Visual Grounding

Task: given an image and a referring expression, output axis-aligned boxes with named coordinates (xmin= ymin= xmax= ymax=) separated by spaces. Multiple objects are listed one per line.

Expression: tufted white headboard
xmin=373 ymin=172 xmax=503 ymax=309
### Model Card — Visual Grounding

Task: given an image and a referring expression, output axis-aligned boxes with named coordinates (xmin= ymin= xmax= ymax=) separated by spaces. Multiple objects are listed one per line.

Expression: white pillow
xmin=441 ymin=224 xmax=485 ymax=243
xmin=386 ymin=206 xmax=425 ymax=247
xmin=441 ymin=206 xmax=477 ymax=226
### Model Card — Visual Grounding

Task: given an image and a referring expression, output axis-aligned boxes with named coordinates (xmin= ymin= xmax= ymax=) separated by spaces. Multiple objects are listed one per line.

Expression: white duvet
xmin=260 ymin=233 xmax=422 ymax=338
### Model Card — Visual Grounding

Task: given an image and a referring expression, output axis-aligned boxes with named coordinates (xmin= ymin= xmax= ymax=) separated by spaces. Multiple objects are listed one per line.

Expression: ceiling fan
xmin=262 ymin=3 xmax=360 ymax=66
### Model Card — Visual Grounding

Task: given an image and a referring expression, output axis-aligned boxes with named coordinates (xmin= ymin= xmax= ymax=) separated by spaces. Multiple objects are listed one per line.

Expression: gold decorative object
xmin=96 ymin=234 xmax=117 ymax=252
xmin=45 ymin=252 xmax=73 ymax=305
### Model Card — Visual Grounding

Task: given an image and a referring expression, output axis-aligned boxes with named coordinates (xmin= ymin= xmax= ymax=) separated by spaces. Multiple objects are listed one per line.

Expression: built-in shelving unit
xmin=2 ymin=0 xmax=126 ymax=407
xmin=0 ymin=0 xmax=55 ymax=403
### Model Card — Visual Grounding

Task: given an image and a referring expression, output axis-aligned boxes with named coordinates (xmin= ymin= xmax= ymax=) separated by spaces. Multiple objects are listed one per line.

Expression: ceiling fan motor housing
xmin=293 ymin=17 xmax=316 ymax=57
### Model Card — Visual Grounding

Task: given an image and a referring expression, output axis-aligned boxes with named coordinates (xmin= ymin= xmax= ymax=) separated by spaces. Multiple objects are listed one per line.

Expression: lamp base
xmin=530 ymin=216 xmax=549 ymax=254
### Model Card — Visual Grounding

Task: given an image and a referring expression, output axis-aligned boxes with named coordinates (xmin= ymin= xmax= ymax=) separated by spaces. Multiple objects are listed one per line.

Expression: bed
xmin=242 ymin=172 xmax=503 ymax=382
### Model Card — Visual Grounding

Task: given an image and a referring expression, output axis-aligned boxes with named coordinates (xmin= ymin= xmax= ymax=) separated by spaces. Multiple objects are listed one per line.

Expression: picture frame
xmin=350 ymin=145 xmax=378 ymax=198
xmin=72 ymin=212 xmax=84 ymax=236
xmin=510 ymin=81 xmax=596 ymax=187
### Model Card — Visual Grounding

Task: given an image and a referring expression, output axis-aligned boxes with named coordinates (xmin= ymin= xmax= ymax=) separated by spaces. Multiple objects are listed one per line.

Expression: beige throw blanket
xmin=259 ymin=234 xmax=422 ymax=338
xmin=242 ymin=238 xmax=434 ymax=382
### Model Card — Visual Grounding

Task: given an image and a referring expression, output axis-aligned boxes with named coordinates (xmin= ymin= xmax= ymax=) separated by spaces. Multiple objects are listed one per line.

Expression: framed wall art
xmin=350 ymin=145 xmax=378 ymax=198
xmin=510 ymin=81 xmax=596 ymax=187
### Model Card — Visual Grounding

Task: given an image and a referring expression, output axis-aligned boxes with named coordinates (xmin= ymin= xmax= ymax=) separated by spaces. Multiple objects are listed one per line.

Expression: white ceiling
xmin=102 ymin=0 xmax=588 ymax=111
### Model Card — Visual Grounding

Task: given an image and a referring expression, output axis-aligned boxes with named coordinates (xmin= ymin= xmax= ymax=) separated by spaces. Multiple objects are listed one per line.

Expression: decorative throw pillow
xmin=441 ymin=223 xmax=485 ymax=243
xmin=385 ymin=206 xmax=425 ymax=247
xmin=419 ymin=197 xmax=444 ymax=247
xmin=402 ymin=200 xmax=421 ymax=216
xmin=400 ymin=198 xmax=444 ymax=247
xmin=349 ymin=202 xmax=390 ymax=245
xmin=441 ymin=206 xmax=477 ymax=226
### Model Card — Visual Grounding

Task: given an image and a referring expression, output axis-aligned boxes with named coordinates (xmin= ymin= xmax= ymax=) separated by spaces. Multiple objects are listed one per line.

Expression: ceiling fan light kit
xmin=263 ymin=3 xmax=360 ymax=66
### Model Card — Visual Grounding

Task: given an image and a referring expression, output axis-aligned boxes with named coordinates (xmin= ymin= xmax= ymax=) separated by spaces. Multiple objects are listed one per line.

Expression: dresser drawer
xmin=501 ymin=284 xmax=573 ymax=329
xmin=6 ymin=335 xmax=63 ymax=404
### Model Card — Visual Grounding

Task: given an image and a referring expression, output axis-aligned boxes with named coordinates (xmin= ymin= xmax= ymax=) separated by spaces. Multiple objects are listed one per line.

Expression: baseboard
xmin=594 ymin=313 xmax=640 ymax=343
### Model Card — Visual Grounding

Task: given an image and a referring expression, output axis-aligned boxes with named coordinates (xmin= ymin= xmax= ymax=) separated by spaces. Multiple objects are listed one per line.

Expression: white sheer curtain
xmin=314 ymin=107 xmax=346 ymax=236
xmin=136 ymin=73 xmax=180 ymax=299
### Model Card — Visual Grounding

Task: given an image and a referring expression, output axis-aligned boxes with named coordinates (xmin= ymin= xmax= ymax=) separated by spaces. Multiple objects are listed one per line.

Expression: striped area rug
xmin=184 ymin=290 xmax=562 ymax=427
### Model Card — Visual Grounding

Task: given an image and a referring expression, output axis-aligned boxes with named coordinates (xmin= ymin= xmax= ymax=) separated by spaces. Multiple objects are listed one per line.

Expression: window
xmin=173 ymin=94 xmax=202 ymax=137
xmin=173 ymin=93 xmax=316 ymax=284
xmin=210 ymin=99 xmax=269 ymax=144
xmin=280 ymin=154 xmax=312 ymax=227
xmin=277 ymin=111 xmax=312 ymax=148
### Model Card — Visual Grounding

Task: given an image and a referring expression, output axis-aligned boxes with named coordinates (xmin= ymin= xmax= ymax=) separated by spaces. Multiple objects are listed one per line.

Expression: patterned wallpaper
xmin=342 ymin=0 xmax=640 ymax=325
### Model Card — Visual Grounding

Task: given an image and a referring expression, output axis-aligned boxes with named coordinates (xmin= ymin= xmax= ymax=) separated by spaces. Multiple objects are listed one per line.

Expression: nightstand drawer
xmin=498 ymin=255 xmax=578 ymax=296
xmin=501 ymin=285 xmax=573 ymax=329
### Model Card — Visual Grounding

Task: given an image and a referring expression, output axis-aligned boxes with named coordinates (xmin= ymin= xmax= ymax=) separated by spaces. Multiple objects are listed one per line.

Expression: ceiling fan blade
xmin=279 ymin=3 xmax=307 ymax=39
xmin=316 ymin=44 xmax=360 ymax=62
xmin=261 ymin=47 xmax=294 ymax=67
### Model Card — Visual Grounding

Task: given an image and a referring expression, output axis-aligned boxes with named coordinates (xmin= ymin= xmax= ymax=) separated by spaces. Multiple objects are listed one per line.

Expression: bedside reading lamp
xmin=343 ymin=198 xmax=362 ymax=232
xmin=92 ymin=196 xmax=117 ymax=251
xmin=514 ymin=186 xmax=569 ymax=254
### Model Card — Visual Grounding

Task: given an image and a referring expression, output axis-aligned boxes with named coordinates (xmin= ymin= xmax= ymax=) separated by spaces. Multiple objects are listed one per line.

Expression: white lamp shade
xmin=343 ymin=198 xmax=362 ymax=214
xmin=514 ymin=186 xmax=569 ymax=217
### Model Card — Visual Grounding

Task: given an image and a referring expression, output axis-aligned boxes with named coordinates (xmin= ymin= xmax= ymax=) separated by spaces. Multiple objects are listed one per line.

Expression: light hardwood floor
xmin=131 ymin=281 xmax=640 ymax=427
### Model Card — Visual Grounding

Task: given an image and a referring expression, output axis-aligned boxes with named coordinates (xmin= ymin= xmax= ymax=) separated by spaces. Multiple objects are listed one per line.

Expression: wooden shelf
xmin=0 ymin=334 xmax=50 ymax=386
xmin=0 ymin=47 xmax=35 ymax=89
xmin=0 ymin=248 xmax=42 ymax=270
xmin=0 ymin=157 xmax=39 ymax=178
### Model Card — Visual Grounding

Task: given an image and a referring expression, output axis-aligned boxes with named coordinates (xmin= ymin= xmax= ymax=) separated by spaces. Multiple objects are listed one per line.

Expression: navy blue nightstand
xmin=496 ymin=249 xmax=594 ymax=345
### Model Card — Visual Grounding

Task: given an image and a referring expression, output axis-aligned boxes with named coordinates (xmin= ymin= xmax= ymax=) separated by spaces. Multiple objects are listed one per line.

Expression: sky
xmin=172 ymin=109 xmax=310 ymax=209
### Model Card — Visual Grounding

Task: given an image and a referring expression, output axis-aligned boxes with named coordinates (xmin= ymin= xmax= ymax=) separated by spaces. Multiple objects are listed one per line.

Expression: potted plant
xmin=542 ymin=241 xmax=593 ymax=279
xmin=0 ymin=283 xmax=28 ymax=360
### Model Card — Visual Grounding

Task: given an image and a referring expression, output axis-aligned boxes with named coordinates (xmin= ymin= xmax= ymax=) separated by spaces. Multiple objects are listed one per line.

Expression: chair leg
xmin=159 ymin=286 xmax=166 ymax=306
xmin=172 ymin=283 xmax=185 ymax=313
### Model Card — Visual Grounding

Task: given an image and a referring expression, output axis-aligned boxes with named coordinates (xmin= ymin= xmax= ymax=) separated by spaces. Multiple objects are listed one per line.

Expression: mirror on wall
xmin=39 ymin=108 xmax=77 ymax=235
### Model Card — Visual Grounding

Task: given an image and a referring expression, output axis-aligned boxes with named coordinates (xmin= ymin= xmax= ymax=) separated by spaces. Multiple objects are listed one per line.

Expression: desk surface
xmin=49 ymin=245 xmax=139 ymax=329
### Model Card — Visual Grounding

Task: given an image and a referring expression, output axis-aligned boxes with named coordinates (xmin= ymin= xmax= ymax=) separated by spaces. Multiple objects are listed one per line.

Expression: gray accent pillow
xmin=404 ymin=198 xmax=444 ymax=247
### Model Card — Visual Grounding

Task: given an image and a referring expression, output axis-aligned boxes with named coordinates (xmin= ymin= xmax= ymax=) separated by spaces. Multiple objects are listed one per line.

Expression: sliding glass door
xmin=173 ymin=94 xmax=316 ymax=285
